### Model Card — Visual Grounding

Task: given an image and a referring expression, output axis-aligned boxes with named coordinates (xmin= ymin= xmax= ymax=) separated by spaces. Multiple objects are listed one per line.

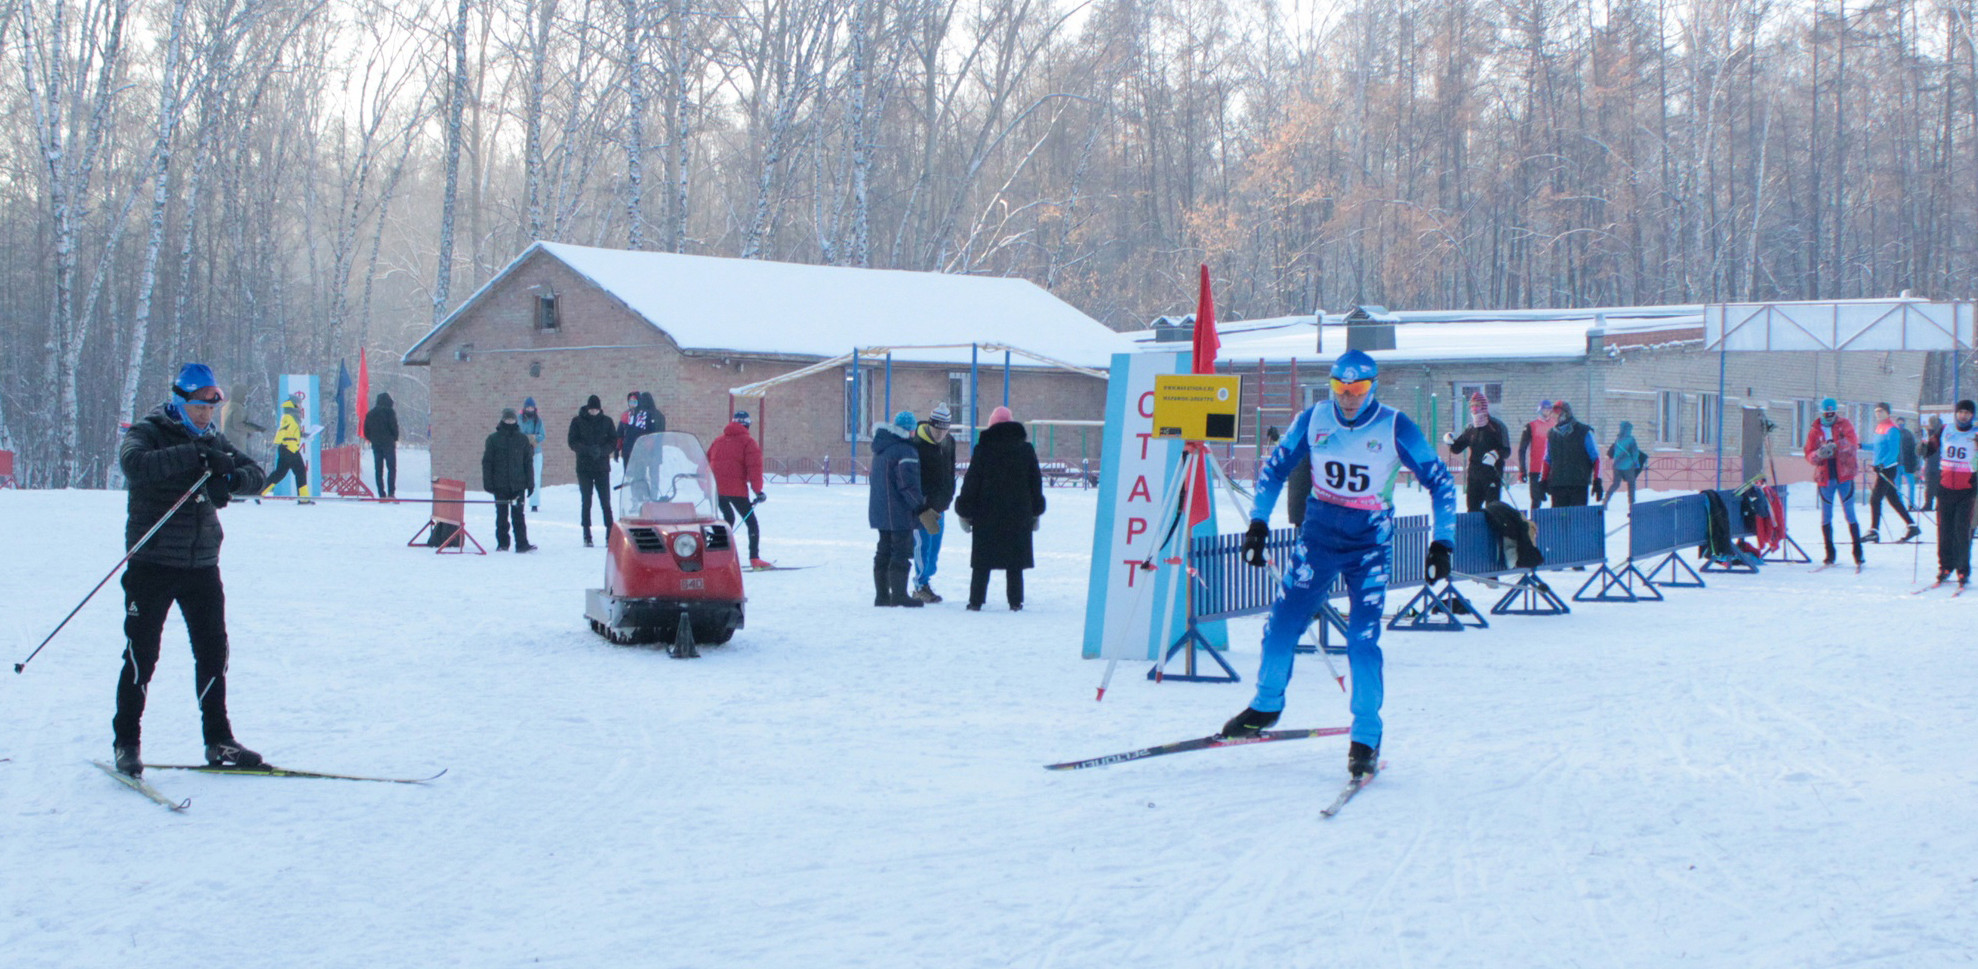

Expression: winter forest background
xmin=7 ymin=0 xmax=1978 ymax=486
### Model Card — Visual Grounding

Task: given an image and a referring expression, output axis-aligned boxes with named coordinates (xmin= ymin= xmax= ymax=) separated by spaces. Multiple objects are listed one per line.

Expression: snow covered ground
xmin=4 ymin=467 xmax=1975 ymax=968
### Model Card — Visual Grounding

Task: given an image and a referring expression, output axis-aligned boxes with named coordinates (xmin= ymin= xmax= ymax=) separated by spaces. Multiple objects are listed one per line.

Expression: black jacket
xmin=1545 ymin=414 xmax=1598 ymax=488
xmin=1450 ymin=416 xmax=1513 ymax=489
xmin=362 ymin=394 xmax=399 ymax=449
xmin=482 ymin=421 xmax=535 ymax=497
xmin=913 ymin=425 xmax=959 ymax=512
xmin=567 ymin=408 xmax=619 ymax=470
xmin=120 ymin=406 xmax=267 ymax=569
xmin=955 ymin=421 xmax=1047 ymax=570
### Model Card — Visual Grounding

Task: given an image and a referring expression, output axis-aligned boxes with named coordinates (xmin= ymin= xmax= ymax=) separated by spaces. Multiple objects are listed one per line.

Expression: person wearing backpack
xmin=1604 ymin=420 xmax=1646 ymax=508
xmin=1864 ymin=403 xmax=1920 ymax=543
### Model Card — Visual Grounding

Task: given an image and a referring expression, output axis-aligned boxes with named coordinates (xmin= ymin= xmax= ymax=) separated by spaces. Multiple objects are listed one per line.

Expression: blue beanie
xmin=1820 ymin=397 xmax=1838 ymax=412
xmin=893 ymin=410 xmax=917 ymax=433
xmin=172 ymin=363 xmax=218 ymax=399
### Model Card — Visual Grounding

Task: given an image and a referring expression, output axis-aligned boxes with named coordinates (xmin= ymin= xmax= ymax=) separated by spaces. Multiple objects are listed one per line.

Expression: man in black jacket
xmin=112 ymin=363 xmax=269 ymax=776
xmin=910 ymin=403 xmax=960 ymax=602
xmin=1446 ymin=391 xmax=1513 ymax=511
xmin=1543 ymin=400 xmax=1601 ymax=507
xmin=362 ymin=392 xmax=399 ymax=498
xmin=483 ymin=408 xmax=537 ymax=552
xmin=567 ymin=395 xmax=618 ymax=546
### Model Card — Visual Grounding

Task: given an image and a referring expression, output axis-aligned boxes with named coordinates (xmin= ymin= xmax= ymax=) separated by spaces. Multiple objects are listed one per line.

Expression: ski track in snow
xmin=4 ymin=470 xmax=1978 ymax=968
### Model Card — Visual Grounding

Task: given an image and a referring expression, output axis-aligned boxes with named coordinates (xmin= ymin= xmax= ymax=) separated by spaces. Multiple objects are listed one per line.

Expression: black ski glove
xmin=1591 ymin=478 xmax=1605 ymax=501
xmin=1426 ymin=540 xmax=1453 ymax=583
xmin=1241 ymin=520 xmax=1270 ymax=568
xmin=197 ymin=440 xmax=235 ymax=479
xmin=753 ymin=491 xmax=767 ymax=505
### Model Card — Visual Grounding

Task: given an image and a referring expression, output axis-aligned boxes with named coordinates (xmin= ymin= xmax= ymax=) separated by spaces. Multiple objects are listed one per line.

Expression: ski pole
xmin=15 ymin=470 xmax=212 ymax=674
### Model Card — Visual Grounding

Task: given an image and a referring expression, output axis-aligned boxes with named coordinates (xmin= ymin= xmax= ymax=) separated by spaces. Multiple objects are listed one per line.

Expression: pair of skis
xmin=93 ymin=760 xmax=444 ymax=811
xmin=1045 ymin=726 xmax=1379 ymax=818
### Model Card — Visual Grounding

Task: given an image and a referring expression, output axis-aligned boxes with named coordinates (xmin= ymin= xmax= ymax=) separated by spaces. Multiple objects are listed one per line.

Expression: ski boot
xmin=751 ymin=558 xmax=775 ymax=570
xmin=1821 ymin=525 xmax=1837 ymax=566
xmin=205 ymin=741 xmax=265 ymax=769
xmin=1220 ymin=707 xmax=1280 ymax=739
xmin=1902 ymin=523 xmax=1922 ymax=543
xmin=1862 ymin=528 xmax=1880 ymax=544
xmin=1848 ymin=523 xmax=1866 ymax=568
xmin=113 ymin=742 xmax=143 ymax=776
xmin=1348 ymin=741 xmax=1381 ymax=780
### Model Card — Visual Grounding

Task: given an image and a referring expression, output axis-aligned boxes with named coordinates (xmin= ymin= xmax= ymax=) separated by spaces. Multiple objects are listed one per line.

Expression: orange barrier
xmin=321 ymin=444 xmax=374 ymax=497
xmin=405 ymin=477 xmax=485 ymax=554
xmin=0 ymin=449 xmax=15 ymax=488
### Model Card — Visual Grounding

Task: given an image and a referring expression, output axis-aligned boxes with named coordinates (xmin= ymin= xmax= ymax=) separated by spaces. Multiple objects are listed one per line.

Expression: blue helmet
xmin=172 ymin=362 xmax=218 ymax=399
xmin=1330 ymin=349 xmax=1378 ymax=394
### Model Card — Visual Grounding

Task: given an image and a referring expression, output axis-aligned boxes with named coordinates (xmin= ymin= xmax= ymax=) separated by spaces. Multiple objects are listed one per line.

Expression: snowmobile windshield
xmin=623 ymin=431 xmax=720 ymax=524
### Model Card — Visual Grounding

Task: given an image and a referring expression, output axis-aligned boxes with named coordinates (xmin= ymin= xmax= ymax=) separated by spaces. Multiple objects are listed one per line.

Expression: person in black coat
xmin=112 ymin=363 xmax=270 ymax=776
xmin=567 ymin=394 xmax=618 ymax=546
xmin=870 ymin=411 xmax=926 ymax=607
xmin=1445 ymin=391 xmax=1513 ymax=511
xmin=954 ymin=407 xmax=1046 ymax=611
xmin=362 ymin=392 xmax=400 ymax=498
xmin=482 ymin=408 xmax=536 ymax=552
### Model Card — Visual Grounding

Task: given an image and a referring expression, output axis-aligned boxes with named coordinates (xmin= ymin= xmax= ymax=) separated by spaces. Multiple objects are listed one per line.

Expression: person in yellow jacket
xmin=261 ymin=398 xmax=313 ymax=503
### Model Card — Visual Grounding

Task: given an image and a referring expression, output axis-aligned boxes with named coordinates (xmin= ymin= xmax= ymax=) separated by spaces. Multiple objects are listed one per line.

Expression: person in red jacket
xmin=707 ymin=410 xmax=770 ymax=568
xmin=1804 ymin=396 xmax=1865 ymax=568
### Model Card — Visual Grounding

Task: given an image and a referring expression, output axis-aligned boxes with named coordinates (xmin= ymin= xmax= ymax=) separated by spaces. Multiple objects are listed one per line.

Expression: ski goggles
xmin=180 ymin=389 xmax=225 ymax=406
xmin=1329 ymin=377 xmax=1374 ymax=396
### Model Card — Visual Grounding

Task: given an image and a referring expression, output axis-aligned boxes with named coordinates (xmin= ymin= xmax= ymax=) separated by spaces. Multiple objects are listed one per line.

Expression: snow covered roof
xmin=403 ymin=242 xmax=1135 ymax=368
xmin=1132 ymin=305 xmax=1707 ymax=365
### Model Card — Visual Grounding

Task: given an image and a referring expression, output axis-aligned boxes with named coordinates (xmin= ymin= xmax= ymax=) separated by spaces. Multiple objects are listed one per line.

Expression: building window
xmin=1657 ymin=390 xmax=1681 ymax=444
xmin=948 ymin=373 xmax=973 ymax=442
xmin=535 ymin=293 xmax=560 ymax=331
xmin=1453 ymin=381 xmax=1503 ymax=405
xmin=1695 ymin=393 xmax=1720 ymax=445
xmin=1793 ymin=399 xmax=1816 ymax=442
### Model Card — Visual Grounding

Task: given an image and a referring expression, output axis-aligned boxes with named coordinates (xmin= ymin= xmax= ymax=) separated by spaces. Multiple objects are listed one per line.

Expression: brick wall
xmin=415 ymin=250 xmax=1109 ymax=485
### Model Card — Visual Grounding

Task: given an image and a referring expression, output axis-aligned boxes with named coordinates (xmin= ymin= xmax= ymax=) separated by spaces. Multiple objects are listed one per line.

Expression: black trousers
xmin=719 ymin=495 xmax=760 ymax=558
xmin=1527 ymin=476 xmax=1547 ymax=509
xmin=576 ymin=462 xmax=613 ymax=535
xmin=494 ymin=493 xmax=529 ymax=549
xmin=1547 ymin=484 xmax=1589 ymax=507
xmin=1938 ymin=487 xmax=1975 ymax=578
xmin=969 ymin=568 xmax=1026 ymax=609
xmin=1464 ymin=480 xmax=1501 ymax=513
xmin=266 ymin=448 xmax=308 ymax=492
xmin=1869 ymin=466 xmax=1913 ymax=531
xmin=874 ymin=529 xmax=914 ymax=600
xmin=113 ymin=562 xmax=234 ymax=747
xmin=1604 ymin=470 xmax=1638 ymax=506
xmin=372 ymin=445 xmax=397 ymax=498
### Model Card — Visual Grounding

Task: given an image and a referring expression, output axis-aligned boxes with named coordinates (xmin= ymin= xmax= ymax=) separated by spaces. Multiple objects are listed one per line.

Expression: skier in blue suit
xmin=1221 ymin=350 xmax=1458 ymax=781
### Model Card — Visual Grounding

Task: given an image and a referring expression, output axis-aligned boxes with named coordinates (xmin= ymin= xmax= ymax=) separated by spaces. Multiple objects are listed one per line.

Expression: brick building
xmin=1156 ymin=300 xmax=1960 ymax=488
xmin=401 ymin=243 xmax=1129 ymax=485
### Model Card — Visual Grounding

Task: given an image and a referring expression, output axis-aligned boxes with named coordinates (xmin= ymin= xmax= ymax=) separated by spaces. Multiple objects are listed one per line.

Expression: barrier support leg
xmin=1387 ymin=580 xmax=1487 ymax=632
xmin=1645 ymin=551 xmax=1706 ymax=588
xmin=1491 ymin=571 xmax=1571 ymax=615
xmin=1573 ymin=559 xmax=1664 ymax=602
xmin=1147 ymin=620 xmax=1240 ymax=683
xmin=1765 ymin=534 xmax=1812 ymax=565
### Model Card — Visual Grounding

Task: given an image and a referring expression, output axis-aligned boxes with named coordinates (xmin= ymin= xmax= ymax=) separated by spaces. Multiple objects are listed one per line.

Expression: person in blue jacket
xmin=1865 ymin=402 xmax=1920 ymax=543
xmin=1222 ymin=350 xmax=1457 ymax=781
xmin=518 ymin=398 xmax=546 ymax=511
xmin=869 ymin=411 xmax=926 ymax=608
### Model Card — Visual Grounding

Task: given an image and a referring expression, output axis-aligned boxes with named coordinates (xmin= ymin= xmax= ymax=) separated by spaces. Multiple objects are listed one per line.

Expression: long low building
xmin=402 ymin=243 xmax=1133 ymax=484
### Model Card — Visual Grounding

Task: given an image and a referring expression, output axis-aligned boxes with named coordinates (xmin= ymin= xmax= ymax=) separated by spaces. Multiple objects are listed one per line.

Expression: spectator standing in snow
xmin=566 ymin=395 xmax=617 ymax=546
xmin=1921 ymin=415 xmax=1944 ymax=512
xmin=1864 ymin=403 xmax=1920 ymax=543
xmin=1604 ymin=420 xmax=1646 ymax=508
xmin=617 ymin=392 xmax=642 ymax=463
xmin=1220 ymin=350 xmax=1457 ymax=783
xmin=1543 ymin=400 xmax=1601 ymax=507
xmin=220 ymin=385 xmax=265 ymax=458
xmin=910 ymin=403 xmax=959 ymax=602
xmin=619 ymin=391 xmax=666 ymax=464
xmin=112 ymin=363 xmax=270 ymax=776
xmin=1517 ymin=400 xmax=1555 ymax=509
xmin=1444 ymin=391 xmax=1511 ymax=511
xmin=869 ymin=410 xmax=925 ymax=608
xmin=519 ymin=398 xmax=546 ymax=512
xmin=482 ymin=408 xmax=536 ymax=553
xmin=1804 ymin=397 xmax=1865 ymax=568
xmin=362 ymin=392 xmax=399 ymax=499
xmin=1919 ymin=401 xmax=1977 ymax=587
xmin=262 ymin=397 xmax=313 ymax=503
xmin=954 ymin=406 xmax=1046 ymax=612
xmin=708 ymin=410 xmax=770 ymax=568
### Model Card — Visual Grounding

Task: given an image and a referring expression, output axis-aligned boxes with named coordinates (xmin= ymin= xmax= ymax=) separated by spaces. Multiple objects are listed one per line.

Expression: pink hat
xmin=988 ymin=406 xmax=1014 ymax=425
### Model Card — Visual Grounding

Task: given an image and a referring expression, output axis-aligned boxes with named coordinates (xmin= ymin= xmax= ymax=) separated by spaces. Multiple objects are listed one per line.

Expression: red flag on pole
xmin=1187 ymin=264 xmax=1217 ymax=525
xmin=356 ymin=348 xmax=371 ymax=443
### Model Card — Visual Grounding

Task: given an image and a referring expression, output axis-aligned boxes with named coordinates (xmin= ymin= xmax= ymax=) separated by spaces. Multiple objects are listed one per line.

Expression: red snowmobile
xmin=585 ymin=431 xmax=745 ymax=656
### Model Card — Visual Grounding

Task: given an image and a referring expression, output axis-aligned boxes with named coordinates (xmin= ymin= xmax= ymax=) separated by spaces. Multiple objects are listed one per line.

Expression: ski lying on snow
xmin=142 ymin=764 xmax=446 ymax=784
xmin=746 ymin=565 xmax=814 ymax=572
xmin=1319 ymin=761 xmax=1387 ymax=819
xmin=1046 ymin=727 xmax=1350 ymax=771
xmin=91 ymin=760 xmax=189 ymax=811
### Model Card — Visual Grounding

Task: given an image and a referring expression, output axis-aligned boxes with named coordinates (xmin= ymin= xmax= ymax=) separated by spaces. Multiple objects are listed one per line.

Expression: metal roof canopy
xmin=1704 ymin=299 xmax=1974 ymax=352
xmin=727 ymin=343 xmax=1105 ymax=398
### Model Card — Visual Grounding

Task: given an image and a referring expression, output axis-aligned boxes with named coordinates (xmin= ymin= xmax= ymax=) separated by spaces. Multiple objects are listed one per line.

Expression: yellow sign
xmin=1152 ymin=374 xmax=1242 ymax=442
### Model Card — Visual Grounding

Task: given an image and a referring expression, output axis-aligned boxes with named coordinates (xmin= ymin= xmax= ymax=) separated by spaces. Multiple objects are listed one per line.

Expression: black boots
xmin=1822 ymin=524 xmax=1836 ymax=565
xmin=1348 ymin=741 xmax=1381 ymax=780
xmin=113 ymin=743 xmax=143 ymax=776
xmin=205 ymin=740 xmax=265 ymax=769
xmin=1220 ymin=707 xmax=1280 ymax=738
xmin=1848 ymin=522 xmax=1865 ymax=565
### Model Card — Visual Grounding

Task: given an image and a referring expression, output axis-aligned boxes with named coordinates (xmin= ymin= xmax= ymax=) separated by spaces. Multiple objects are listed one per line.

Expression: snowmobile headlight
xmin=670 ymin=532 xmax=701 ymax=557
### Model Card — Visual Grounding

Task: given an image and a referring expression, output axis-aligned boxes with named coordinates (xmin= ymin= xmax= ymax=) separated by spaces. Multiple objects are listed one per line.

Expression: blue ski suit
xmin=1248 ymin=398 xmax=1456 ymax=749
